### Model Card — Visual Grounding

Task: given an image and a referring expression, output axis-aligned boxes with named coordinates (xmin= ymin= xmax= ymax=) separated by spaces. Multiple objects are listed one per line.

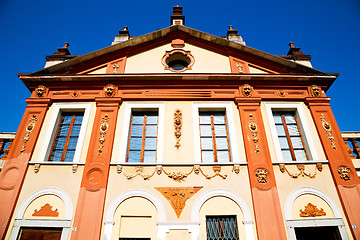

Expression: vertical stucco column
xmin=0 ymin=97 xmax=51 ymax=238
xmin=306 ymin=96 xmax=360 ymax=239
xmin=235 ymin=96 xmax=287 ymax=240
xmin=71 ymin=97 xmax=121 ymax=240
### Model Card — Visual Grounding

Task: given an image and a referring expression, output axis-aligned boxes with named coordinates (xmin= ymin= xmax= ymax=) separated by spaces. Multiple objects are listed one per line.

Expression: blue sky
xmin=0 ymin=0 xmax=359 ymax=132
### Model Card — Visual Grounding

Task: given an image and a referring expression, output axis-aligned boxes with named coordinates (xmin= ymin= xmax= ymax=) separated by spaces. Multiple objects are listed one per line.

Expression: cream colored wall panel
xmin=88 ymin=66 xmax=106 ymax=74
xmin=249 ymin=65 xmax=268 ymax=74
xmin=125 ymin=43 xmax=231 ymax=73
xmin=166 ymin=229 xmax=191 ymax=240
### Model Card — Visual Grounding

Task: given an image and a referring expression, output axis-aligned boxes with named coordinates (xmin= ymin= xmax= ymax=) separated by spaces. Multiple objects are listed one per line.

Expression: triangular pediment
xmin=30 ymin=25 xmax=325 ymax=76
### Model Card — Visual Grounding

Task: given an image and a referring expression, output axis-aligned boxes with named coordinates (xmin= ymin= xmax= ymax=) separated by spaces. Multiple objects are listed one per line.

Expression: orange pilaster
xmin=0 ymin=98 xmax=51 ymax=238
xmin=235 ymin=96 xmax=287 ymax=240
xmin=71 ymin=97 xmax=121 ymax=240
xmin=306 ymin=97 xmax=360 ymax=239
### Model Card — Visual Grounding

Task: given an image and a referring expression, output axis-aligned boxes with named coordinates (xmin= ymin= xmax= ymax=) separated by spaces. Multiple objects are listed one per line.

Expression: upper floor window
xmin=206 ymin=216 xmax=239 ymax=240
xmin=264 ymin=102 xmax=322 ymax=162
xmin=273 ymin=112 xmax=308 ymax=161
xmin=199 ymin=112 xmax=231 ymax=163
xmin=49 ymin=112 xmax=84 ymax=162
xmin=127 ymin=111 xmax=158 ymax=163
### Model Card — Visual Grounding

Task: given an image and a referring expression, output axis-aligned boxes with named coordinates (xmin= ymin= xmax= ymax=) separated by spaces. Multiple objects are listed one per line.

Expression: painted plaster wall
xmin=274 ymin=164 xmax=354 ymax=239
xmin=5 ymin=165 xmax=84 ymax=239
xmin=102 ymin=165 xmax=255 ymax=239
xmin=125 ymin=43 xmax=231 ymax=73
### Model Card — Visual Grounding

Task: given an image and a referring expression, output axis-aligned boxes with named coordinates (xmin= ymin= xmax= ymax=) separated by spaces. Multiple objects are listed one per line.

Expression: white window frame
xmin=36 ymin=102 xmax=92 ymax=163
xmin=264 ymin=102 xmax=320 ymax=162
xmin=116 ymin=102 xmax=165 ymax=163
xmin=192 ymin=102 xmax=240 ymax=163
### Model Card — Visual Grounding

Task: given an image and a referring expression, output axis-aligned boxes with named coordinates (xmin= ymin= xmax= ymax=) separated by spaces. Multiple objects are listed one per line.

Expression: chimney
xmin=280 ymin=42 xmax=312 ymax=67
xmin=227 ymin=26 xmax=246 ymax=45
xmin=44 ymin=42 xmax=78 ymax=68
xmin=112 ymin=26 xmax=130 ymax=45
xmin=171 ymin=6 xmax=185 ymax=26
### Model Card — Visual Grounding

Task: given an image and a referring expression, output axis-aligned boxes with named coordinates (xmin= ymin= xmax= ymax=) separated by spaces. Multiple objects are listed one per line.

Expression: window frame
xmin=36 ymin=103 xmax=92 ymax=163
xmin=117 ymin=102 xmax=165 ymax=163
xmin=193 ymin=103 xmax=240 ymax=163
xmin=264 ymin=102 xmax=321 ymax=162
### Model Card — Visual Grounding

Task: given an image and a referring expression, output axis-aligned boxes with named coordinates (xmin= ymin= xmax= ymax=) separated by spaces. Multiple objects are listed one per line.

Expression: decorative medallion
xmin=98 ymin=114 xmax=110 ymax=155
xmin=32 ymin=203 xmax=59 ymax=217
xmin=117 ymin=165 xmax=123 ymax=174
xmin=155 ymin=187 xmax=202 ymax=218
xmin=174 ymin=109 xmax=182 ymax=149
xmin=338 ymin=166 xmax=351 ymax=181
xmin=310 ymin=85 xmax=321 ymax=97
xmin=72 ymin=164 xmax=78 ymax=173
xmin=279 ymin=163 xmax=322 ymax=179
xmin=35 ymin=85 xmax=47 ymax=98
xmin=299 ymin=203 xmax=326 ymax=217
xmin=104 ymin=84 xmax=116 ymax=97
xmin=320 ymin=114 xmax=336 ymax=149
xmin=277 ymin=91 xmax=287 ymax=97
xmin=112 ymin=63 xmax=119 ymax=73
xmin=255 ymin=168 xmax=268 ymax=183
xmin=20 ymin=115 xmax=38 ymax=153
xmin=71 ymin=91 xmax=80 ymax=98
xmin=236 ymin=62 xmax=244 ymax=73
xmin=161 ymin=49 xmax=195 ymax=73
xmin=241 ymin=84 xmax=253 ymax=97
xmin=232 ymin=164 xmax=240 ymax=174
xmin=248 ymin=114 xmax=260 ymax=154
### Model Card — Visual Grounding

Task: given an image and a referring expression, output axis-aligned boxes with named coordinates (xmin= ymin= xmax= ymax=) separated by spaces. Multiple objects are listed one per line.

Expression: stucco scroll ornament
xmin=255 ymin=168 xmax=268 ymax=183
xmin=104 ymin=84 xmax=116 ymax=97
xmin=279 ymin=163 xmax=322 ymax=179
xmin=20 ymin=115 xmax=38 ymax=152
xmin=174 ymin=109 xmax=182 ymax=149
xmin=249 ymin=114 xmax=260 ymax=154
xmin=98 ymin=114 xmax=110 ymax=155
xmin=320 ymin=114 xmax=337 ymax=150
xmin=310 ymin=85 xmax=321 ymax=97
xmin=338 ymin=166 xmax=351 ymax=181
xmin=299 ymin=203 xmax=326 ymax=217
xmin=242 ymin=84 xmax=253 ymax=97
xmin=35 ymin=85 xmax=47 ymax=98
xmin=162 ymin=167 xmax=194 ymax=182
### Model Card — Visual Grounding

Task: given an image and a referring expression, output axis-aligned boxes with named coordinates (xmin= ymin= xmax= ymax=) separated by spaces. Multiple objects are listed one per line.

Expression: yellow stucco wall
xmin=125 ymin=43 xmax=231 ymax=73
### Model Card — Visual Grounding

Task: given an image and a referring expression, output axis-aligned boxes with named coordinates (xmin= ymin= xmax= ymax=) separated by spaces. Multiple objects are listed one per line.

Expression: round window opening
xmin=162 ymin=50 xmax=195 ymax=72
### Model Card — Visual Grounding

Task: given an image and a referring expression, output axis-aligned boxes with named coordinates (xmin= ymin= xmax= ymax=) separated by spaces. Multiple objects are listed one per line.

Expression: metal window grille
xmin=206 ymin=216 xmax=239 ymax=240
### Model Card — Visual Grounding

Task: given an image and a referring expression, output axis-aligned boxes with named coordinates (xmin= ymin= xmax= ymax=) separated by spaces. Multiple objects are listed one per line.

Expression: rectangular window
xmin=206 ymin=216 xmax=239 ymax=240
xmin=127 ymin=111 xmax=158 ymax=163
xmin=49 ymin=112 xmax=84 ymax=162
xmin=17 ymin=227 xmax=62 ymax=240
xmin=273 ymin=112 xmax=308 ymax=161
xmin=199 ymin=112 xmax=231 ymax=163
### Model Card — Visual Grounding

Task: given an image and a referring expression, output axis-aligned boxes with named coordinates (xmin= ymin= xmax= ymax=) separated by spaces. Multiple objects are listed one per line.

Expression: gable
xmin=32 ymin=26 xmax=325 ymax=76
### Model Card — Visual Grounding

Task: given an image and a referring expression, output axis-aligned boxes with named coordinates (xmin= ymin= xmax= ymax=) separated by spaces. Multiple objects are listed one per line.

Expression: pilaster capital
xmin=234 ymin=97 xmax=261 ymax=107
xmin=25 ymin=98 xmax=52 ymax=108
xmin=95 ymin=97 xmax=122 ymax=107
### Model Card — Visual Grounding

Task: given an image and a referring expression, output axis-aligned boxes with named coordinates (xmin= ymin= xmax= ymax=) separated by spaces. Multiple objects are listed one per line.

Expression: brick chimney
xmin=279 ymin=42 xmax=312 ymax=67
xmin=171 ymin=6 xmax=185 ymax=26
xmin=44 ymin=42 xmax=79 ymax=68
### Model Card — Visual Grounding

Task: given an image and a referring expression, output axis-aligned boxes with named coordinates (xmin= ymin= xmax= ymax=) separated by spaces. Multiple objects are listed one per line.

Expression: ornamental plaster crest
xmin=242 ymin=84 xmax=253 ymax=97
xmin=255 ymin=168 xmax=268 ymax=183
xmin=310 ymin=85 xmax=321 ymax=97
xmin=338 ymin=166 xmax=351 ymax=181
xmin=155 ymin=187 xmax=202 ymax=218
xmin=32 ymin=203 xmax=59 ymax=217
xmin=35 ymin=85 xmax=47 ymax=98
xmin=104 ymin=84 xmax=116 ymax=97
xmin=299 ymin=203 xmax=326 ymax=217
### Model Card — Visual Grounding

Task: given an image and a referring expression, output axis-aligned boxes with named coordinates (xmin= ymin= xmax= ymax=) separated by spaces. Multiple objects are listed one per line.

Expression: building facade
xmin=0 ymin=6 xmax=359 ymax=240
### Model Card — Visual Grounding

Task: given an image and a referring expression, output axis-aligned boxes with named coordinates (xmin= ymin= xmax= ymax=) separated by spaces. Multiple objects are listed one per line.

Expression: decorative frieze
xmin=299 ymin=203 xmax=326 ymax=217
xmin=279 ymin=163 xmax=322 ymax=179
xmin=155 ymin=187 xmax=202 ymax=218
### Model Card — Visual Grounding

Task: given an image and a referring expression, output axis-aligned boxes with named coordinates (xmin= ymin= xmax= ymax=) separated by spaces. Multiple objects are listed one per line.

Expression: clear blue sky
xmin=0 ymin=0 xmax=359 ymax=132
